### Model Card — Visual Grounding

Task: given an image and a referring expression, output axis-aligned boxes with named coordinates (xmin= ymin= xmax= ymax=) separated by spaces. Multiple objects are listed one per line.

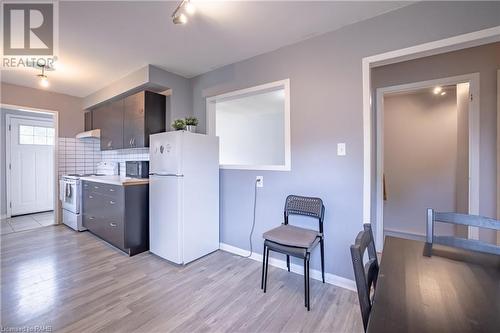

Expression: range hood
xmin=76 ymin=129 xmax=101 ymax=139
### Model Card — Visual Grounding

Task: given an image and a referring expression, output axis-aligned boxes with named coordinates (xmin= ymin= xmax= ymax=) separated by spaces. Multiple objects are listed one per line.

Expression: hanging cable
xmin=243 ymin=178 xmax=259 ymax=258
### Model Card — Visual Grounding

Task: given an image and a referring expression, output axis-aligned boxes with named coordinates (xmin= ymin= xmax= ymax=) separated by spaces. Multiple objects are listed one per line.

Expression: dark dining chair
xmin=426 ymin=208 xmax=500 ymax=255
xmin=261 ymin=195 xmax=325 ymax=311
xmin=350 ymin=224 xmax=379 ymax=332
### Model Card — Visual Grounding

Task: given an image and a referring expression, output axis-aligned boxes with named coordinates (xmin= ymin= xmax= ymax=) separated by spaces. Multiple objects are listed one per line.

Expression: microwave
xmin=125 ymin=161 xmax=149 ymax=178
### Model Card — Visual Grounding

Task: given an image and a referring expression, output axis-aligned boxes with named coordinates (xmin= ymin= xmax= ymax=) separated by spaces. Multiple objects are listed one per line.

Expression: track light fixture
xmin=37 ymin=65 xmax=49 ymax=88
xmin=172 ymin=0 xmax=195 ymax=25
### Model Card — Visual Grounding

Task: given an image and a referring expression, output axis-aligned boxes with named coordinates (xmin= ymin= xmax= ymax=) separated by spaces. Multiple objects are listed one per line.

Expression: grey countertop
xmin=80 ymin=175 xmax=149 ymax=186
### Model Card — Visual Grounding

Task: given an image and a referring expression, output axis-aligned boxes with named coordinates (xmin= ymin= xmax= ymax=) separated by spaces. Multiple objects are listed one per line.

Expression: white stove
xmin=60 ymin=162 xmax=118 ymax=231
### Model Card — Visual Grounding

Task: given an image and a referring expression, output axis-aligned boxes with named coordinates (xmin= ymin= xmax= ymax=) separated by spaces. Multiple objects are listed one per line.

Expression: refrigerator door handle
xmin=150 ymin=173 xmax=184 ymax=177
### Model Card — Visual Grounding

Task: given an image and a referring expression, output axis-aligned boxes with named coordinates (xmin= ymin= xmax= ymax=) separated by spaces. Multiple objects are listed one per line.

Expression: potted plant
xmin=172 ymin=119 xmax=186 ymax=131
xmin=185 ymin=117 xmax=199 ymax=133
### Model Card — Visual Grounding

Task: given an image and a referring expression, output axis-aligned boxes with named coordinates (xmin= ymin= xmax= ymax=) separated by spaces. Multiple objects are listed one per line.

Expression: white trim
xmin=362 ymin=26 xmax=500 ymax=234
xmin=1 ymin=103 xmax=60 ymax=225
xmin=374 ymin=74 xmax=480 ymax=249
xmin=219 ymin=242 xmax=356 ymax=292
xmin=206 ymin=79 xmax=291 ymax=171
xmin=497 ymin=70 xmax=500 ymax=245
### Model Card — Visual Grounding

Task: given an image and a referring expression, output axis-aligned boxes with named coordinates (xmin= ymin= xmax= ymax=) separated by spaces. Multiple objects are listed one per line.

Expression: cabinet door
xmin=82 ymin=190 xmax=104 ymax=234
xmin=94 ymin=100 xmax=124 ymax=150
xmin=123 ymin=92 xmax=145 ymax=148
xmin=84 ymin=111 xmax=92 ymax=131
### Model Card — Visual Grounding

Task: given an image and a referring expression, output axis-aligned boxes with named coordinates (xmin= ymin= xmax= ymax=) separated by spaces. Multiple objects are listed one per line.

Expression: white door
xmin=149 ymin=175 xmax=183 ymax=263
xmin=8 ymin=117 xmax=54 ymax=215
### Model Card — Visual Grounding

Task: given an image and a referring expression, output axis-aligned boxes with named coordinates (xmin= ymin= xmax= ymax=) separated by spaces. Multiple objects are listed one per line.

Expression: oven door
xmin=60 ymin=179 xmax=80 ymax=214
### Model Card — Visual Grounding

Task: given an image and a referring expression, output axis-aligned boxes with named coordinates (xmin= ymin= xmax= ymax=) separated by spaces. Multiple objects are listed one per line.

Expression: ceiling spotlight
xmin=172 ymin=0 xmax=195 ymax=24
xmin=440 ymin=91 xmax=446 ymax=96
xmin=184 ymin=1 xmax=196 ymax=15
xmin=433 ymin=86 xmax=442 ymax=94
xmin=173 ymin=13 xmax=188 ymax=25
xmin=37 ymin=66 xmax=49 ymax=88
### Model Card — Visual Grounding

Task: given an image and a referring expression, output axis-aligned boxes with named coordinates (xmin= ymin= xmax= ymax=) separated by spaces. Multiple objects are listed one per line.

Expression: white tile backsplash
xmin=57 ymin=138 xmax=149 ymax=176
xmin=100 ymin=148 xmax=149 ymax=175
xmin=57 ymin=138 xmax=101 ymax=176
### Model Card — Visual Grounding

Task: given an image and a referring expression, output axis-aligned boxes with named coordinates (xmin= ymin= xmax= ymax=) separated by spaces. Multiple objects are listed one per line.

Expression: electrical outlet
xmin=256 ymin=176 xmax=264 ymax=188
xmin=337 ymin=143 xmax=346 ymax=156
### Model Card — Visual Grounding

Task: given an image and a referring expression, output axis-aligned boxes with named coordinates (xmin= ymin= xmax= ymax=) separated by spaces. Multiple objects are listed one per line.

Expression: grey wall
xmin=0 ymin=108 xmax=54 ymax=216
xmin=0 ymin=83 xmax=84 ymax=137
xmin=372 ymin=41 xmax=500 ymax=244
xmin=383 ymin=89 xmax=459 ymax=238
xmin=190 ymin=1 xmax=500 ymax=279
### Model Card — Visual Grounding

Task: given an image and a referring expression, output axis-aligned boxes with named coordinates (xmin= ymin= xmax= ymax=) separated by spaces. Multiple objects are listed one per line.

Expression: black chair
xmin=426 ymin=208 xmax=500 ymax=255
xmin=261 ymin=195 xmax=325 ymax=311
xmin=350 ymin=224 xmax=379 ymax=332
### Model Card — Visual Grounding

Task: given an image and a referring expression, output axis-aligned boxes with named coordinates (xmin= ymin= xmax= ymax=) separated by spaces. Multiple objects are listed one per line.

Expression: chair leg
xmin=306 ymin=258 xmax=311 ymax=311
xmin=320 ymin=238 xmax=325 ymax=283
xmin=286 ymin=255 xmax=290 ymax=272
xmin=303 ymin=258 xmax=307 ymax=307
xmin=263 ymin=247 xmax=270 ymax=293
xmin=261 ymin=245 xmax=267 ymax=290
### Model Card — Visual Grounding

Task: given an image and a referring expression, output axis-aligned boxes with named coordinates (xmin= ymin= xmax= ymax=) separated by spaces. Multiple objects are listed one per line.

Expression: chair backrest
xmin=284 ymin=195 xmax=325 ymax=233
xmin=350 ymin=224 xmax=379 ymax=332
xmin=426 ymin=208 xmax=500 ymax=255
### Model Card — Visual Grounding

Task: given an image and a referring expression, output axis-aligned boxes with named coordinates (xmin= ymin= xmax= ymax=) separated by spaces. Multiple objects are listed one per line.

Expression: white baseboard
xmin=219 ymin=242 xmax=356 ymax=292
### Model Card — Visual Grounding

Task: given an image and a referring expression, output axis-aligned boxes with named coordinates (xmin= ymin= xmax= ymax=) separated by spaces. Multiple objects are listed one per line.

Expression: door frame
xmin=1 ymin=104 xmax=59 ymax=225
xmin=374 ymin=74 xmax=480 ymax=250
xmin=361 ymin=25 xmax=500 ymax=235
xmin=497 ymin=70 xmax=500 ymax=245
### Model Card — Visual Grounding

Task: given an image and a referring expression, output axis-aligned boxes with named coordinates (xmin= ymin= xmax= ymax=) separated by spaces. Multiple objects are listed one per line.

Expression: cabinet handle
xmin=109 ymin=201 xmax=115 ymax=205
xmin=132 ymin=137 xmax=136 ymax=147
xmin=88 ymin=195 xmax=93 ymax=199
xmin=109 ymin=188 xmax=115 ymax=192
xmin=94 ymin=186 xmax=99 ymax=189
xmin=107 ymin=140 xmax=112 ymax=148
xmin=89 ymin=217 xmax=95 ymax=220
xmin=110 ymin=222 xmax=117 ymax=227
xmin=129 ymin=138 xmax=133 ymax=146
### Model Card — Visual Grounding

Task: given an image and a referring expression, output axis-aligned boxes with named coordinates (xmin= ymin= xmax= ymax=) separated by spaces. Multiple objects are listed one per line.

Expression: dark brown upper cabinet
xmin=91 ymin=91 xmax=167 ymax=151
xmin=84 ymin=111 xmax=92 ymax=131
xmin=93 ymin=99 xmax=124 ymax=150
xmin=123 ymin=91 xmax=166 ymax=149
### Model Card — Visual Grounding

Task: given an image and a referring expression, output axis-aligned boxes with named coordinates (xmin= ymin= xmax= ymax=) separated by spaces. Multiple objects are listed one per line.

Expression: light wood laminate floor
xmin=1 ymin=225 xmax=362 ymax=332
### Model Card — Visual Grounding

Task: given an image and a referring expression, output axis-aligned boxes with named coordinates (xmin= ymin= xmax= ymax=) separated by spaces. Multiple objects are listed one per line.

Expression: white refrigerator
xmin=149 ymin=131 xmax=219 ymax=264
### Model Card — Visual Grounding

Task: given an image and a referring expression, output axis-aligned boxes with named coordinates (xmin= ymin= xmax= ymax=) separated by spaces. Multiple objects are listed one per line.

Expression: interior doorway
xmin=1 ymin=106 xmax=58 ymax=234
xmin=374 ymin=74 xmax=480 ymax=249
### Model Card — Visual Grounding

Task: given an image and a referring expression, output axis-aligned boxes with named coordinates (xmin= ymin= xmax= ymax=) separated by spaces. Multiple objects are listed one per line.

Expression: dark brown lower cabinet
xmin=82 ymin=181 xmax=149 ymax=256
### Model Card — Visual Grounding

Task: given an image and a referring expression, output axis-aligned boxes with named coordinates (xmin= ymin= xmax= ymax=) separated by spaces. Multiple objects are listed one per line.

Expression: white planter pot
xmin=186 ymin=125 xmax=197 ymax=133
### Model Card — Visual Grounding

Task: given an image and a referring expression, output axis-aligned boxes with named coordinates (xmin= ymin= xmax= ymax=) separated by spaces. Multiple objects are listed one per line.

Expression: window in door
xmin=206 ymin=79 xmax=291 ymax=171
xmin=19 ymin=125 xmax=55 ymax=145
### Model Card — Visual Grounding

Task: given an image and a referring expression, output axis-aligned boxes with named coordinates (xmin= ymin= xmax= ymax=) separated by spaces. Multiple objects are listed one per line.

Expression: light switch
xmin=337 ymin=143 xmax=346 ymax=156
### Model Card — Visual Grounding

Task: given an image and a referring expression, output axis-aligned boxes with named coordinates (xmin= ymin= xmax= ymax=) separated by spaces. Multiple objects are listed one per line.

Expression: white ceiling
xmin=0 ymin=1 xmax=411 ymax=97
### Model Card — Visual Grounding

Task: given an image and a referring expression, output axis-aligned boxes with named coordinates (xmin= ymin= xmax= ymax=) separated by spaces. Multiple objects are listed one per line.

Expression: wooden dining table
xmin=367 ymin=236 xmax=500 ymax=333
